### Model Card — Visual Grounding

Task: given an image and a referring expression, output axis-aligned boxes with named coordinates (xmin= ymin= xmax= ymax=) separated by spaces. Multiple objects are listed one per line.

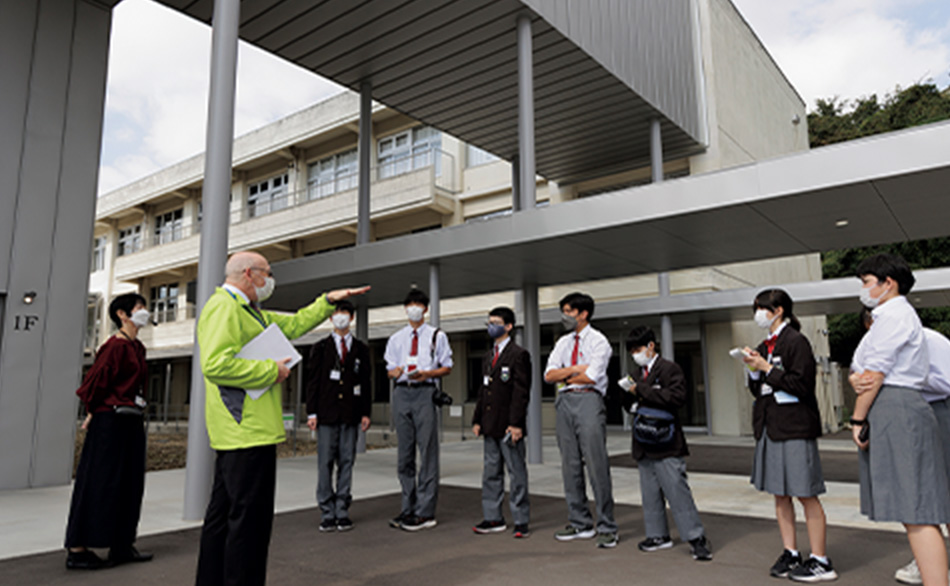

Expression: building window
xmin=247 ymin=173 xmax=290 ymax=218
xmin=85 ymin=294 xmax=101 ymax=350
xmin=466 ymin=144 xmax=499 ymax=168
xmin=307 ymin=148 xmax=357 ymax=199
xmin=154 ymin=208 xmax=183 ymax=245
xmin=378 ymin=126 xmax=441 ymax=179
xmin=117 ymin=225 xmax=142 ymax=256
xmin=91 ymin=236 xmax=106 ymax=272
xmin=150 ymin=282 xmax=179 ymax=323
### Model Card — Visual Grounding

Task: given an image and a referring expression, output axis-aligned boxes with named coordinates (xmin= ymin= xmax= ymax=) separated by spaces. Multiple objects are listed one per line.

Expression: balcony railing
xmin=115 ymin=147 xmax=457 ymax=256
xmin=151 ymin=303 xmax=197 ymax=324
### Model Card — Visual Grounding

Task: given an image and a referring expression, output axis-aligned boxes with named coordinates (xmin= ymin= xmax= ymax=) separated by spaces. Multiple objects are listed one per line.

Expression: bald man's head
xmin=225 ymin=251 xmax=267 ymax=281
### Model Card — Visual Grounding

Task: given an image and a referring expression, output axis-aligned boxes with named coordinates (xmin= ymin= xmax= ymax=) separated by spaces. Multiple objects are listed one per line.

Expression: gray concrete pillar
xmin=651 ymin=118 xmax=674 ymax=359
xmin=511 ymin=154 xmax=521 ymax=212
xmin=517 ymin=15 xmax=535 ymax=211
xmin=357 ymin=81 xmax=372 ymax=245
xmin=356 ymin=303 xmax=368 ymax=453
xmin=183 ymin=0 xmax=240 ymax=521
xmin=523 ymin=283 xmax=542 ymax=464
xmin=428 ymin=263 xmax=440 ymax=328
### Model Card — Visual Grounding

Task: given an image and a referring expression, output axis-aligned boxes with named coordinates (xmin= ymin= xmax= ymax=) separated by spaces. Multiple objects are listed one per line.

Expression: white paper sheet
xmin=235 ymin=323 xmax=302 ymax=400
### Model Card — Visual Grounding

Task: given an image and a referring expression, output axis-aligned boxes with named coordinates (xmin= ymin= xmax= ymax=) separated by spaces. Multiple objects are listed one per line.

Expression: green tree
xmin=813 ymin=81 xmax=950 ymax=363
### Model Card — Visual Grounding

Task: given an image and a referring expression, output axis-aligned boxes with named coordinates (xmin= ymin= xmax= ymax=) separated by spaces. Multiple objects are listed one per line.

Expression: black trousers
xmin=64 ymin=411 xmax=146 ymax=549
xmin=196 ymin=444 xmax=277 ymax=586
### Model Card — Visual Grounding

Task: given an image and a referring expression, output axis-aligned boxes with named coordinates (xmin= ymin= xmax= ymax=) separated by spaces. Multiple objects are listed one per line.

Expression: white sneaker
xmin=895 ymin=559 xmax=922 ymax=585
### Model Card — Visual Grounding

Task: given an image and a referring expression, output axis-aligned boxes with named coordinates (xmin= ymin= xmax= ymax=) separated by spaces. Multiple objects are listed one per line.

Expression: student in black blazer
xmin=742 ymin=289 xmax=835 ymax=582
xmin=471 ymin=306 xmax=532 ymax=538
xmin=620 ymin=326 xmax=711 ymax=561
xmin=305 ymin=300 xmax=372 ymax=532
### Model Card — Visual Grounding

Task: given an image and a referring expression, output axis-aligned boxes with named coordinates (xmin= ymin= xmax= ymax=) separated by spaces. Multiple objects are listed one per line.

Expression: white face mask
xmin=331 ymin=313 xmax=351 ymax=330
xmin=130 ymin=309 xmax=151 ymax=328
xmin=254 ymin=276 xmax=275 ymax=303
xmin=632 ymin=350 xmax=651 ymax=367
xmin=406 ymin=305 xmax=424 ymax=322
xmin=754 ymin=309 xmax=776 ymax=330
xmin=859 ymin=282 xmax=886 ymax=308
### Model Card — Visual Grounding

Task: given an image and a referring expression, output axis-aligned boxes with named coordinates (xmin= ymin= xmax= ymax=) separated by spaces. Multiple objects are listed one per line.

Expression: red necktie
xmin=643 ymin=366 xmax=649 ymax=379
xmin=408 ymin=330 xmax=418 ymax=372
xmin=571 ymin=334 xmax=580 ymax=366
xmin=340 ymin=338 xmax=348 ymax=364
xmin=764 ymin=336 xmax=777 ymax=355
xmin=492 ymin=345 xmax=499 ymax=368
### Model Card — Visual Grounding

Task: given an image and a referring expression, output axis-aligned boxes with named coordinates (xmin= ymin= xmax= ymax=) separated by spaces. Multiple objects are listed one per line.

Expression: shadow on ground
xmin=0 ymin=486 xmax=906 ymax=585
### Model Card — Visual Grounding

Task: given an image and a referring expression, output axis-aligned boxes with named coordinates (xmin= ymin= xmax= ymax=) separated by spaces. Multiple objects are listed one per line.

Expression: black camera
xmin=432 ymin=389 xmax=453 ymax=407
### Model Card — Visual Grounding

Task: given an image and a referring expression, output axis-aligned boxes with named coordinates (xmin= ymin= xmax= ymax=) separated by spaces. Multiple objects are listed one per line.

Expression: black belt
xmin=396 ymin=382 xmax=436 ymax=389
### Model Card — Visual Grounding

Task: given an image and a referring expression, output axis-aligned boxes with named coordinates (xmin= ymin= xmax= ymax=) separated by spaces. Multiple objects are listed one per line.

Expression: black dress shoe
xmin=66 ymin=549 xmax=107 ymax=570
xmin=108 ymin=545 xmax=154 ymax=565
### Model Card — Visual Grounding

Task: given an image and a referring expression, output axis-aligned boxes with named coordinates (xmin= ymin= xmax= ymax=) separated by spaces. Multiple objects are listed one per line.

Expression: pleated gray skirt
xmin=751 ymin=433 xmax=825 ymax=497
xmin=859 ymin=386 xmax=950 ymax=524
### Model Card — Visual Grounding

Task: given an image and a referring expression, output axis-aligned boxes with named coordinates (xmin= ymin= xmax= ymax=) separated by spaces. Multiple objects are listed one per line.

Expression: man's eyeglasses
xmin=249 ymin=267 xmax=274 ymax=278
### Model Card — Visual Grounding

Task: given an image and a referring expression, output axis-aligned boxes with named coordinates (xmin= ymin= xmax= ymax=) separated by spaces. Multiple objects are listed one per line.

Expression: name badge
xmin=353 ymin=385 xmax=361 ymax=396
xmin=407 ymin=355 xmax=419 ymax=367
xmin=330 ymin=369 xmax=341 ymax=381
xmin=500 ymin=366 xmax=510 ymax=383
xmin=134 ymin=395 xmax=147 ymax=408
xmin=761 ymin=383 xmax=774 ymax=395
xmin=483 ymin=375 xmax=491 ymax=386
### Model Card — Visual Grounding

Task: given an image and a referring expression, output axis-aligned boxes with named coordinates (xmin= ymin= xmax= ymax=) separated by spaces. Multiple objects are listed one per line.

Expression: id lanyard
xmin=224 ymin=289 xmax=267 ymax=329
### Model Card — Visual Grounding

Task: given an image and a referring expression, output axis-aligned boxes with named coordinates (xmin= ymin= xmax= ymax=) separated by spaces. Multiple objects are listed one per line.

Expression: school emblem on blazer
xmin=500 ymin=366 xmax=510 ymax=383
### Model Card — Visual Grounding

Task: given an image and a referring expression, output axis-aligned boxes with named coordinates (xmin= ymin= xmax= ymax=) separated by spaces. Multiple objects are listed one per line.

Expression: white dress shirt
xmin=851 ymin=295 xmax=929 ymax=390
xmin=384 ymin=322 xmax=453 ymax=384
xmin=922 ymin=328 xmax=950 ymax=402
xmin=545 ymin=324 xmax=612 ymax=395
xmin=332 ymin=331 xmax=353 ymax=360
xmin=222 ymin=283 xmax=249 ymax=303
xmin=492 ymin=336 xmax=511 ymax=362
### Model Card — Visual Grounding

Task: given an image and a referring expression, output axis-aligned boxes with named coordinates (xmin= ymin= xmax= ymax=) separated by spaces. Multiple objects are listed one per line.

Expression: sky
xmin=97 ymin=0 xmax=950 ymax=195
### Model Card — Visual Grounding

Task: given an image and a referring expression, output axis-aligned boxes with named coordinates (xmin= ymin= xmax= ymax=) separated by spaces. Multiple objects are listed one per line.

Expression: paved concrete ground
xmin=0 ymin=431 xmax=911 ymax=585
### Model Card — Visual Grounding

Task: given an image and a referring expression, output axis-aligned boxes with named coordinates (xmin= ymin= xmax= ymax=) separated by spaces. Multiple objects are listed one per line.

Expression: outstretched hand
xmin=327 ymin=286 xmax=371 ymax=303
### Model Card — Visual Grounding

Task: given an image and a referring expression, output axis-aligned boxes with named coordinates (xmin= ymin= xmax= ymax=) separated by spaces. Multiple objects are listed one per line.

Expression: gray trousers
xmin=638 ymin=456 xmax=705 ymax=541
xmin=555 ymin=392 xmax=617 ymax=534
xmin=393 ymin=384 xmax=440 ymax=518
xmin=316 ymin=423 xmax=358 ymax=521
xmin=482 ymin=435 xmax=530 ymax=525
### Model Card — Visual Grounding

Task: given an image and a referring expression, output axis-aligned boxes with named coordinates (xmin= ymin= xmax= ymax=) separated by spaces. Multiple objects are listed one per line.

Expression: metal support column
xmin=356 ymin=304 xmax=369 ymax=453
xmin=523 ymin=283 xmax=542 ymax=464
xmin=183 ymin=0 xmax=240 ymax=521
xmin=651 ymin=118 xmax=674 ymax=359
xmin=357 ymin=81 xmax=372 ymax=245
xmin=163 ymin=362 xmax=172 ymax=425
xmin=517 ymin=15 xmax=535 ymax=211
xmin=429 ymin=263 xmax=442 ymax=442
xmin=511 ymin=155 xmax=521 ymax=212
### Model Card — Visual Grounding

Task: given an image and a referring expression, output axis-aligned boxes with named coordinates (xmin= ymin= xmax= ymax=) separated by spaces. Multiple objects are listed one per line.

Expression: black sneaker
xmin=473 ymin=519 xmax=507 ymax=534
xmin=319 ymin=518 xmax=337 ymax=532
xmin=638 ymin=535 xmax=673 ymax=552
xmin=770 ymin=550 xmax=803 ymax=578
xmin=400 ymin=515 xmax=437 ymax=531
xmin=789 ymin=557 xmax=838 ymax=583
xmin=389 ymin=513 xmax=410 ymax=529
xmin=513 ymin=524 xmax=530 ymax=538
xmin=336 ymin=517 xmax=354 ymax=532
xmin=689 ymin=536 xmax=712 ymax=561
xmin=109 ymin=545 xmax=153 ymax=565
xmin=66 ymin=549 xmax=107 ymax=570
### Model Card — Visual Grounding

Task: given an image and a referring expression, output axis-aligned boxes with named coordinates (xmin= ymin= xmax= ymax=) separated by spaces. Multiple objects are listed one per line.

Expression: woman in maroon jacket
xmin=64 ymin=293 xmax=153 ymax=570
xmin=742 ymin=289 xmax=835 ymax=582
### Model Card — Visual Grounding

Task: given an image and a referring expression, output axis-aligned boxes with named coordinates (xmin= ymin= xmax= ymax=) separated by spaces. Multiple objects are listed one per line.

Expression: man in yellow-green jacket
xmin=195 ymin=251 xmax=368 ymax=586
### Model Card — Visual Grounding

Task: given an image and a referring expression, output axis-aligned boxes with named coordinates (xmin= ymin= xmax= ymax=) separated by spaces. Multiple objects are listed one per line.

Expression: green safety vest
xmin=198 ymin=287 xmax=334 ymax=450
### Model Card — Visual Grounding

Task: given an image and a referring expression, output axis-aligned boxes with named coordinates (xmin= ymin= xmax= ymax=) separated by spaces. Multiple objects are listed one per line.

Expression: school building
xmin=3 ymin=0 xmax=948 ymax=502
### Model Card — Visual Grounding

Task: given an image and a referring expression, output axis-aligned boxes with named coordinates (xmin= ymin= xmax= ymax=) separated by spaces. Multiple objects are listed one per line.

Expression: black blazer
xmin=622 ymin=356 xmax=689 ymax=460
xmin=305 ymin=334 xmax=372 ymax=427
xmin=471 ymin=340 xmax=532 ymax=439
xmin=747 ymin=326 xmax=822 ymax=441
